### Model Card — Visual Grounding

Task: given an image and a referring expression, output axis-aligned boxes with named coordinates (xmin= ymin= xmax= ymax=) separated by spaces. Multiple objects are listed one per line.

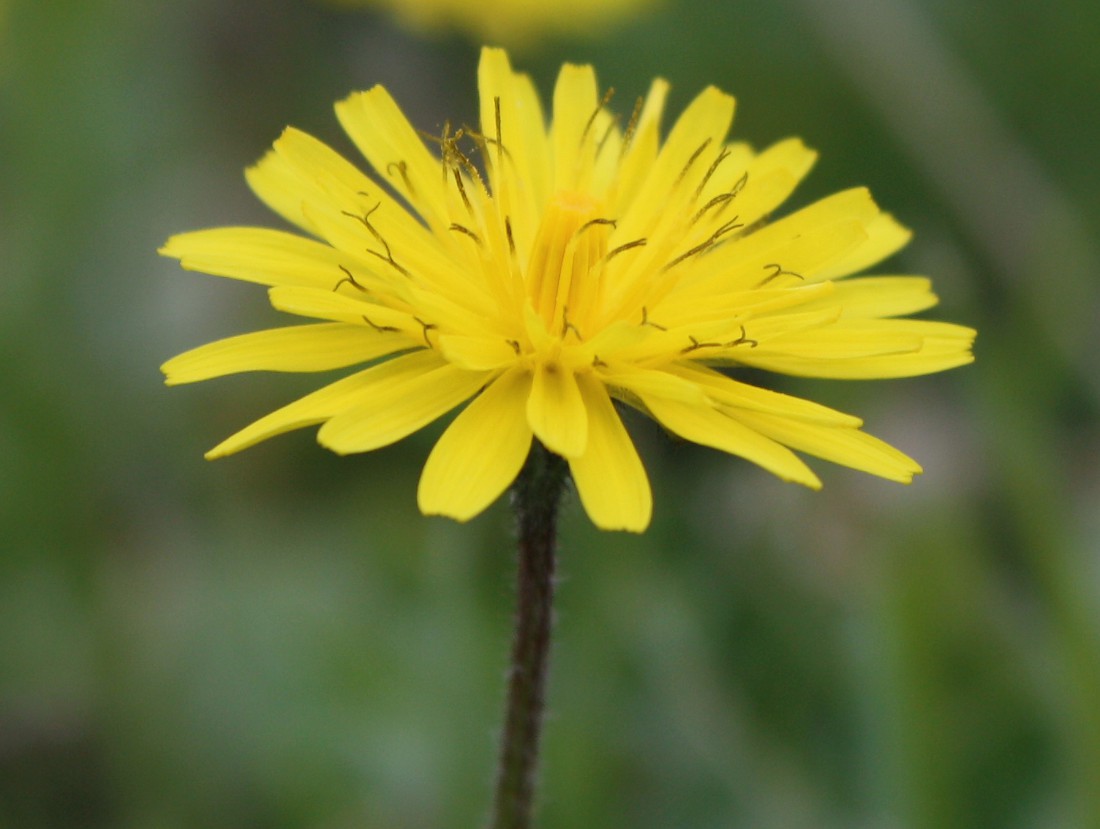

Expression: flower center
xmin=525 ymin=190 xmax=612 ymax=337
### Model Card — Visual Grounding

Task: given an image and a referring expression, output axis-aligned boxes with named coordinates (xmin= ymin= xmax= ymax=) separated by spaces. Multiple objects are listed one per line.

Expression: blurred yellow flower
xmin=327 ymin=0 xmax=650 ymax=44
xmin=162 ymin=47 xmax=975 ymax=532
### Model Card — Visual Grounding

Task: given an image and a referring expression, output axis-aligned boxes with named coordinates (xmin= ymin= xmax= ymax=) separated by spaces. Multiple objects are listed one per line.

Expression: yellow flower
xmin=162 ymin=47 xmax=975 ymax=532
xmin=326 ymin=0 xmax=650 ymax=45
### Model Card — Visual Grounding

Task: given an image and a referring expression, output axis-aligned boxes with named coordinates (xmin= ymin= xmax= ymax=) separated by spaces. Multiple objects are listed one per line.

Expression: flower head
xmin=162 ymin=47 xmax=975 ymax=532
xmin=326 ymin=0 xmax=650 ymax=45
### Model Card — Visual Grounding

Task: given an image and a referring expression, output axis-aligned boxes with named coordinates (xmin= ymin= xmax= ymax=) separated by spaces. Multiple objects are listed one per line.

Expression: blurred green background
xmin=2 ymin=0 xmax=1099 ymax=827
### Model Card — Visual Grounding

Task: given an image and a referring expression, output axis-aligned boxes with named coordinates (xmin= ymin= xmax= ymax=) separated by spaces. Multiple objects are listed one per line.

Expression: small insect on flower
xmin=162 ymin=47 xmax=975 ymax=532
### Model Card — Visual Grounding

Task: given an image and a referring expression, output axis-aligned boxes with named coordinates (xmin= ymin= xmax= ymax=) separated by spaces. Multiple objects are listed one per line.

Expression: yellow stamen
xmin=525 ymin=191 xmax=611 ymax=333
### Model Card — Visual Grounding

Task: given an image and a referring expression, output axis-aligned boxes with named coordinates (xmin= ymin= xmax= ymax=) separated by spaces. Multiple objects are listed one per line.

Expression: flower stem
xmin=490 ymin=442 xmax=569 ymax=829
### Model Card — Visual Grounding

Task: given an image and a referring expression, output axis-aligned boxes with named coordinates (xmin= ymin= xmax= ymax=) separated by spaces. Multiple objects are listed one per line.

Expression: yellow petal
xmin=816 ymin=212 xmax=912 ymax=279
xmin=741 ymin=351 xmax=974 ymax=379
xmin=611 ymin=77 xmax=670 ymax=213
xmin=318 ymin=361 xmax=489 ymax=454
xmin=205 ymin=350 xmax=442 ymax=458
xmin=293 ymin=200 xmax=475 ymax=309
xmin=162 ymin=323 xmax=408 ymax=385
xmin=160 ymin=227 xmax=347 ymax=289
xmin=598 ymin=87 xmax=743 ymax=318
xmin=611 ymin=306 xmax=841 ymax=365
xmin=437 ymin=334 xmax=517 ymax=371
xmin=796 ymin=276 xmax=939 ymax=319
xmin=404 ymin=282 xmax=507 ymax=337
xmin=654 ymin=280 xmax=835 ymax=329
xmin=573 ymin=318 xmax=650 ymax=364
xmin=756 ymin=320 xmax=925 ymax=359
xmin=418 ymin=367 xmax=533 ymax=521
xmin=568 ymin=374 xmax=652 ymax=532
xmin=662 ymin=222 xmax=866 ymax=321
xmin=243 ymin=130 xmax=475 ymax=301
xmin=727 ymin=306 xmax=842 ymax=342
xmin=723 ymin=138 xmax=819 ymax=229
xmin=526 ymin=362 xmax=587 ymax=458
xmin=731 ymin=410 xmax=922 ymax=482
xmin=244 ymin=127 xmax=373 ymax=235
xmin=268 ymin=127 xmax=376 ymax=206
xmin=647 ymin=84 xmax=736 ymax=197
xmin=640 ymin=394 xmax=822 ymax=488
xmin=334 ymin=86 xmax=449 ymax=231
xmin=478 ymin=47 xmax=550 ymax=242
xmin=692 ymin=188 xmax=878 ymax=290
xmin=266 ymin=285 xmax=418 ymax=335
xmin=602 ymin=365 xmax=709 ymax=406
xmin=615 ymin=85 xmax=735 ymax=243
xmin=551 ymin=62 xmax=599 ymax=191
xmin=737 ymin=320 xmax=976 ymax=378
xmin=667 ymin=363 xmax=863 ymax=426
xmin=244 ymin=147 xmax=316 ymax=233
xmin=268 ymin=129 xmax=460 ymax=289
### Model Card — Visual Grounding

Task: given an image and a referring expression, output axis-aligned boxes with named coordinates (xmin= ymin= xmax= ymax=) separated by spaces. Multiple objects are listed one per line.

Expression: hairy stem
xmin=489 ymin=443 xmax=569 ymax=829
